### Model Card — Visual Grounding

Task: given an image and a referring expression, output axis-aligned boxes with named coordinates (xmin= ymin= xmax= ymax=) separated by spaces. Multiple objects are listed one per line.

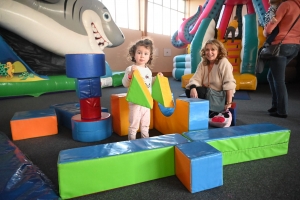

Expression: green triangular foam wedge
xmin=126 ymin=70 xmax=153 ymax=109
xmin=152 ymin=75 xmax=174 ymax=108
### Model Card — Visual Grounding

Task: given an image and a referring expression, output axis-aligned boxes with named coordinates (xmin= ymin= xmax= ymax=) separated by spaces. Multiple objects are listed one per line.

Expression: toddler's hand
xmin=131 ymin=65 xmax=137 ymax=72
xmin=157 ymin=72 xmax=163 ymax=77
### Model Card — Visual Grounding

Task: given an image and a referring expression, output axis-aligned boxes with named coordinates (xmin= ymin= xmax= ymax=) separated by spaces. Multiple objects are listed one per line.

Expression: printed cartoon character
xmin=0 ymin=62 xmax=14 ymax=79
xmin=5 ymin=62 xmax=14 ymax=79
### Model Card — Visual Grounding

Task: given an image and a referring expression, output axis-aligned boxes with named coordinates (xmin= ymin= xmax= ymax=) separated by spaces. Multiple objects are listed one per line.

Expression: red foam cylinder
xmin=79 ymin=97 xmax=101 ymax=120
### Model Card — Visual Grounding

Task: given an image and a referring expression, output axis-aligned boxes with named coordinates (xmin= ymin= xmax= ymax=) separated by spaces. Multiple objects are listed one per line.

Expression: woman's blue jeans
xmin=267 ymin=44 xmax=300 ymax=115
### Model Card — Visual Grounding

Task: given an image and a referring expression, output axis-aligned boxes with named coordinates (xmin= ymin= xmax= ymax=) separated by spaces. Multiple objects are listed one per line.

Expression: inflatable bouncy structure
xmin=0 ymin=0 xmax=125 ymax=97
xmin=172 ymin=0 xmax=270 ymax=90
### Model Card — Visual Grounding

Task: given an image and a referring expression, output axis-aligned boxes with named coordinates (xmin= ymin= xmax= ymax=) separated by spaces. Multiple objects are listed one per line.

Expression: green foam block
xmin=58 ymin=147 xmax=175 ymax=199
xmin=207 ymin=130 xmax=290 ymax=165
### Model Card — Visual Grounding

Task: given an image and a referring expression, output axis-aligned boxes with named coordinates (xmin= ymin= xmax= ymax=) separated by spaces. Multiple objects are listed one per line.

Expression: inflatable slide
xmin=0 ymin=0 xmax=125 ymax=97
xmin=171 ymin=0 xmax=270 ymax=90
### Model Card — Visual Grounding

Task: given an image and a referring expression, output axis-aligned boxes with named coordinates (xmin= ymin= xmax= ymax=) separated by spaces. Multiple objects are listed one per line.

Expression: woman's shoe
xmin=268 ymin=107 xmax=277 ymax=113
xmin=270 ymin=113 xmax=287 ymax=118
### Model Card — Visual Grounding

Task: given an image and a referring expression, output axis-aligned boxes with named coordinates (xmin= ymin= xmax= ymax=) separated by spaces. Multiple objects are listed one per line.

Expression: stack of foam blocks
xmin=65 ymin=54 xmax=112 ymax=142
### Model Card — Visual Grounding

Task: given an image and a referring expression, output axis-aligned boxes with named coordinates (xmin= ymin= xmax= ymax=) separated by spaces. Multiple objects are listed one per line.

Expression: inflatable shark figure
xmin=0 ymin=0 xmax=125 ymax=56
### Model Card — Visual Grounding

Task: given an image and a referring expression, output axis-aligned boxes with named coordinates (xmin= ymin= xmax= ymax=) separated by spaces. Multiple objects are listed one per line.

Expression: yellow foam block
xmin=181 ymin=73 xmax=193 ymax=88
xmin=152 ymin=75 xmax=174 ymax=108
xmin=10 ymin=109 xmax=58 ymax=140
xmin=111 ymin=93 xmax=153 ymax=136
xmin=126 ymin=70 xmax=153 ymax=109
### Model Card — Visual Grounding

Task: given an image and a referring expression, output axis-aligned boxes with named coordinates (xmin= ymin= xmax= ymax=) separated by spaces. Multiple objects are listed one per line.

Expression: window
xmin=101 ymin=0 xmax=139 ymax=30
xmin=148 ymin=0 xmax=185 ymax=36
xmin=100 ymin=0 xmax=185 ymax=36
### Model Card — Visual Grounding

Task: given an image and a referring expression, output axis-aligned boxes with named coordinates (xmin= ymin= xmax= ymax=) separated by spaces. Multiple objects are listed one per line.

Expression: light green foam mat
xmin=206 ymin=130 xmax=290 ymax=165
xmin=58 ymin=147 xmax=175 ymax=199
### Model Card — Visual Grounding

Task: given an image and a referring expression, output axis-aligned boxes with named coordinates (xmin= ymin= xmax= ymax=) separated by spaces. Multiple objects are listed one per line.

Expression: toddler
xmin=122 ymin=38 xmax=163 ymax=140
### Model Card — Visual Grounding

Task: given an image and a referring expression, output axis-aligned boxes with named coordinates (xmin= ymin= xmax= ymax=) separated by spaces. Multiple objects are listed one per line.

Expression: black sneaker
xmin=270 ymin=113 xmax=287 ymax=118
xmin=268 ymin=107 xmax=277 ymax=113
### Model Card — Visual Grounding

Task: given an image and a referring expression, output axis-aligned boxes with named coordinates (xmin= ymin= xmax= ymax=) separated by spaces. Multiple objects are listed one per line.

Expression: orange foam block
xmin=154 ymin=98 xmax=209 ymax=134
xmin=152 ymin=75 xmax=174 ymax=108
xmin=126 ymin=70 xmax=153 ymax=109
xmin=111 ymin=93 xmax=153 ymax=136
xmin=10 ymin=109 xmax=58 ymax=140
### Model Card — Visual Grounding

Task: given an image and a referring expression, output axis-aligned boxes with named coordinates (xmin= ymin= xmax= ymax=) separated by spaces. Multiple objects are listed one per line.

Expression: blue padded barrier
xmin=0 ymin=132 xmax=60 ymax=199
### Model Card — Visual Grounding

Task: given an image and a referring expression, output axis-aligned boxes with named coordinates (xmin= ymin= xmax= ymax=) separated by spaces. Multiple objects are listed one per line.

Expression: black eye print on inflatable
xmin=103 ymin=12 xmax=111 ymax=22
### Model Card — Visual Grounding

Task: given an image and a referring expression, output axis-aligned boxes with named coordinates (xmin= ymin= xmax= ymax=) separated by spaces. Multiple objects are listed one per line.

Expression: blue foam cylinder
xmin=71 ymin=112 xmax=112 ymax=142
xmin=66 ymin=54 xmax=106 ymax=78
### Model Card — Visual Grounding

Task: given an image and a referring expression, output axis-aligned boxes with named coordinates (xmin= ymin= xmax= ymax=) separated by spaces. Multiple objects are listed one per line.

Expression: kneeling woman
xmin=185 ymin=39 xmax=236 ymax=114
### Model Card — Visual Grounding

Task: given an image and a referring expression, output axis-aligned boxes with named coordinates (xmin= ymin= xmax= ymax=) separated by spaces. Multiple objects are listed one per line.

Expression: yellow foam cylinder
xmin=239 ymin=73 xmax=257 ymax=90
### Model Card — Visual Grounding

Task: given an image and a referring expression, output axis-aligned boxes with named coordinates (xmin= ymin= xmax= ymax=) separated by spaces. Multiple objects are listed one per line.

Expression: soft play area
xmin=0 ymin=0 xmax=294 ymax=199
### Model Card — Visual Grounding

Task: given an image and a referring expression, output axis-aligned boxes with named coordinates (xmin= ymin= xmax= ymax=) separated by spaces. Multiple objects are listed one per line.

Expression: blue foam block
xmin=183 ymin=123 xmax=289 ymax=142
xmin=229 ymin=103 xmax=237 ymax=126
xmin=11 ymin=108 xmax=56 ymax=120
xmin=185 ymin=98 xmax=209 ymax=131
xmin=176 ymin=141 xmax=223 ymax=193
xmin=58 ymin=133 xmax=190 ymax=163
xmin=76 ymin=78 xmax=102 ymax=99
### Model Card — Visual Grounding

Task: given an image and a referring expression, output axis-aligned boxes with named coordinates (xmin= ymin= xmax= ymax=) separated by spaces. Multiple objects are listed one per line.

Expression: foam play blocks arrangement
xmin=10 ymin=108 xmax=58 ymax=140
xmin=57 ymin=123 xmax=290 ymax=197
xmin=183 ymin=123 xmax=290 ymax=165
xmin=126 ymin=70 xmax=153 ymax=109
xmin=58 ymin=134 xmax=190 ymax=199
xmin=110 ymin=93 xmax=153 ymax=136
xmin=154 ymin=97 xmax=209 ymax=134
xmin=65 ymin=53 xmax=112 ymax=142
xmin=175 ymin=141 xmax=223 ymax=193
xmin=0 ymin=132 xmax=60 ymax=199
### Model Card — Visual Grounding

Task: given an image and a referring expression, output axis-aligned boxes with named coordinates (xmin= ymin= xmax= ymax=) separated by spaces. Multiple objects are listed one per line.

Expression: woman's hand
xmin=190 ymin=88 xmax=198 ymax=98
xmin=224 ymin=102 xmax=232 ymax=110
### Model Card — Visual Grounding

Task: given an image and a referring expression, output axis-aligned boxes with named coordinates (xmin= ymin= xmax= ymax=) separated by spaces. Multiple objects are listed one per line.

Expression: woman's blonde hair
xmin=200 ymin=39 xmax=227 ymax=66
xmin=127 ymin=38 xmax=154 ymax=66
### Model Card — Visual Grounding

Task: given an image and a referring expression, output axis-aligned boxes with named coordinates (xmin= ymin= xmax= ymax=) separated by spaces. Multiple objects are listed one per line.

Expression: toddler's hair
xmin=128 ymin=38 xmax=154 ymax=65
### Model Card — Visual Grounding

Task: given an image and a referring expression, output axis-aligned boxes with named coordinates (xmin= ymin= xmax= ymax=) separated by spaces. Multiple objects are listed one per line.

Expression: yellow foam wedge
xmin=152 ymin=75 xmax=174 ymax=108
